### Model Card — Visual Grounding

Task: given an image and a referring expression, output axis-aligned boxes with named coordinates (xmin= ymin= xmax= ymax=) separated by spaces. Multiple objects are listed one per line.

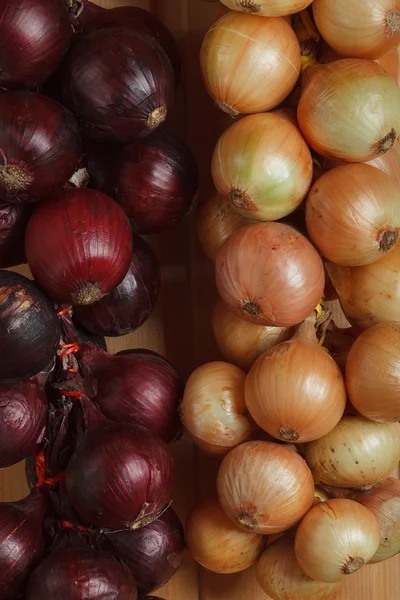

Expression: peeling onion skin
xmin=219 ymin=0 xmax=313 ymax=17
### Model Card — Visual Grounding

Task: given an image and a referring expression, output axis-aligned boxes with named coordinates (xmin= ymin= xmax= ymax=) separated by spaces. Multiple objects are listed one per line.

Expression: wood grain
xmin=0 ymin=1 xmax=398 ymax=599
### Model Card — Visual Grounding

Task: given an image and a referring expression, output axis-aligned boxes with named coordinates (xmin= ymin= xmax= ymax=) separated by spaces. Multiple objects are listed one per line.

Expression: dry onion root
xmin=219 ymin=0 xmax=313 ymax=17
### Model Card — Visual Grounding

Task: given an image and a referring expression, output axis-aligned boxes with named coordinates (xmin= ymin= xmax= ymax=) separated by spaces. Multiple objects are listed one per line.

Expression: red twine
xmin=57 ymin=306 xmax=71 ymax=317
xmin=35 ymin=450 xmax=66 ymax=488
xmin=60 ymin=342 xmax=80 ymax=358
xmin=62 ymin=520 xmax=87 ymax=533
xmin=60 ymin=390 xmax=85 ymax=399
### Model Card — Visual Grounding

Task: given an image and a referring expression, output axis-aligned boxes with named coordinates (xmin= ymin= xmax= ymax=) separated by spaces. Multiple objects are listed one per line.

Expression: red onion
xmin=0 ymin=202 xmax=31 ymax=267
xmin=74 ymin=233 xmax=160 ymax=336
xmin=75 ymin=325 xmax=107 ymax=352
xmin=78 ymin=344 xmax=183 ymax=443
xmin=0 ymin=271 xmax=59 ymax=382
xmin=0 ymin=92 xmax=81 ymax=203
xmin=88 ymin=132 xmax=199 ymax=234
xmin=65 ymin=424 xmax=174 ymax=529
xmin=25 ymin=189 xmax=132 ymax=305
xmin=27 ymin=547 xmax=138 ymax=600
xmin=60 ymin=28 xmax=175 ymax=143
xmin=101 ymin=507 xmax=184 ymax=594
xmin=0 ymin=488 xmax=47 ymax=600
xmin=0 ymin=0 xmax=72 ymax=90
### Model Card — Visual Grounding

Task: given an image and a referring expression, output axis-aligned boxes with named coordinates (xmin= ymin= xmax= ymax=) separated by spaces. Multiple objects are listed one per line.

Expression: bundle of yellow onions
xmin=180 ymin=361 xmax=255 ymax=456
xmin=346 ymin=322 xmax=400 ymax=422
xmin=185 ymin=497 xmax=265 ymax=573
xmin=304 ymin=416 xmax=400 ymax=489
xmin=326 ymin=244 xmax=400 ymax=330
xmin=298 ymin=59 xmax=400 ymax=162
xmin=245 ymin=316 xmax=346 ymax=443
xmin=313 ymin=0 xmax=400 ymax=59
xmin=217 ymin=440 xmax=314 ymax=534
xmin=200 ymin=12 xmax=300 ymax=117
xmin=306 ymin=163 xmax=400 ymax=266
xmin=295 ymin=499 xmax=381 ymax=582
xmin=355 ymin=478 xmax=400 ymax=564
xmin=220 ymin=0 xmax=313 ymax=17
xmin=256 ymin=535 xmax=342 ymax=600
xmin=212 ymin=300 xmax=293 ymax=371
xmin=196 ymin=192 xmax=251 ymax=262
xmin=211 ymin=112 xmax=313 ymax=221
xmin=215 ymin=222 xmax=325 ymax=327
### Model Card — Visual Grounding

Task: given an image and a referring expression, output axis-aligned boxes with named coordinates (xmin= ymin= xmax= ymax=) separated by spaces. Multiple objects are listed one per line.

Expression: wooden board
xmin=1 ymin=1 xmax=399 ymax=599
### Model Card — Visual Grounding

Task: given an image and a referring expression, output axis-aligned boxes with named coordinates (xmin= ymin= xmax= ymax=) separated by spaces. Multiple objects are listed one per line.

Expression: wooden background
xmin=1 ymin=1 xmax=399 ymax=599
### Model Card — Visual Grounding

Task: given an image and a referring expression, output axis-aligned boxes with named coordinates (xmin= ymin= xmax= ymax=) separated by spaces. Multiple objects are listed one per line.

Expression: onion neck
xmin=72 ymin=282 xmax=103 ymax=305
xmin=293 ymin=313 xmax=319 ymax=345
xmin=386 ymin=11 xmax=400 ymax=35
xmin=215 ymin=102 xmax=238 ymax=118
xmin=229 ymin=189 xmax=257 ymax=213
xmin=237 ymin=511 xmax=259 ymax=531
xmin=342 ymin=556 xmax=364 ymax=575
xmin=0 ymin=164 xmax=32 ymax=197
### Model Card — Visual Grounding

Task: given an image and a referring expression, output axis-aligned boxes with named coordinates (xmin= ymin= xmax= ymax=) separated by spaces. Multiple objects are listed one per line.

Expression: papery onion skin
xmin=61 ymin=28 xmax=174 ymax=143
xmin=185 ymin=498 xmax=265 ymax=573
xmin=295 ymin=499 xmax=380 ymax=582
xmin=65 ymin=424 xmax=174 ymax=529
xmin=0 ymin=271 xmax=59 ymax=382
xmin=346 ymin=322 xmax=400 ymax=422
xmin=0 ymin=92 xmax=81 ymax=203
xmin=306 ymin=164 xmax=400 ymax=266
xmin=217 ymin=441 xmax=314 ymax=534
xmin=304 ymin=416 xmax=400 ymax=489
xmin=0 ymin=0 xmax=72 ymax=90
xmin=200 ymin=12 xmax=300 ymax=116
xmin=181 ymin=361 xmax=255 ymax=456
xmin=25 ymin=189 xmax=132 ymax=306
xmin=355 ymin=478 xmax=400 ymax=564
xmin=211 ymin=113 xmax=313 ymax=221
xmin=298 ymin=59 xmax=400 ymax=162
xmin=212 ymin=300 xmax=293 ymax=371
xmin=215 ymin=222 xmax=325 ymax=326
xmin=75 ymin=325 xmax=107 ymax=352
xmin=313 ymin=0 xmax=400 ymax=60
xmin=0 ymin=202 xmax=31 ymax=268
xmin=27 ymin=547 xmax=138 ymax=600
xmin=256 ymin=535 xmax=341 ymax=600
xmin=219 ymin=0 xmax=312 ymax=17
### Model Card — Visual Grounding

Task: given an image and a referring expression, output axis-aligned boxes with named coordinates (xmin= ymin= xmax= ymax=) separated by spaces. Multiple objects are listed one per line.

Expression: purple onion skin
xmin=61 ymin=28 xmax=175 ymax=143
xmin=27 ymin=547 xmax=138 ymax=600
xmin=65 ymin=424 xmax=174 ymax=530
xmin=74 ymin=234 xmax=160 ymax=336
xmin=0 ymin=202 xmax=31 ymax=267
xmin=102 ymin=507 xmax=184 ymax=594
xmin=88 ymin=132 xmax=199 ymax=234
xmin=75 ymin=325 xmax=107 ymax=351
xmin=78 ymin=344 xmax=183 ymax=443
xmin=0 ymin=271 xmax=59 ymax=382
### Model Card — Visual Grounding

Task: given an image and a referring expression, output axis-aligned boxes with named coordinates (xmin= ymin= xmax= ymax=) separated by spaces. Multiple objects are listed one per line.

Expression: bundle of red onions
xmin=60 ymin=28 xmax=175 ymax=143
xmin=0 ymin=92 xmax=81 ymax=203
xmin=25 ymin=188 xmax=132 ymax=306
xmin=0 ymin=202 xmax=31 ymax=268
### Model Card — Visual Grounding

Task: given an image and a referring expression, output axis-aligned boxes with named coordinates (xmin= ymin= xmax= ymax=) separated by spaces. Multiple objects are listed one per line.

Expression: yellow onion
xmin=217 ymin=440 xmax=314 ymax=534
xmin=304 ymin=416 xmax=400 ymax=490
xmin=185 ymin=497 xmax=265 ymax=574
xmin=295 ymin=499 xmax=381 ymax=582
xmin=200 ymin=12 xmax=300 ymax=117
xmin=196 ymin=192 xmax=251 ymax=262
xmin=313 ymin=486 xmax=331 ymax=506
xmin=368 ymin=138 xmax=400 ymax=187
xmin=306 ymin=164 xmax=400 ymax=266
xmin=256 ymin=535 xmax=342 ymax=600
xmin=212 ymin=299 xmax=293 ymax=371
xmin=355 ymin=478 xmax=400 ymax=564
xmin=220 ymin=0 xmax=313 ymax=17
xmin=298 ymin=59 xmax=400 ymax=162
xmin=211 ymin=113 xmax=313 ymax=221
xmin=245 ymin=316 xmax=346 ymax=443
xmin=180 ymin=361 xmax=255 ymax=456
xmin=313 ymin=0 xmax=400 ymax=60
xmin=346 ymin=322 xmax=400 ymax=422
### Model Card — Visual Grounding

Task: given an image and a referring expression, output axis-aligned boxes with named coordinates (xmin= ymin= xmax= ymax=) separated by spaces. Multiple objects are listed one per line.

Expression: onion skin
xmin=211 ymin=113 xmax=313 ymax=221
xmin=217 ymin=441 xmax=314 ymax=534
xmin=0 ymin=202 xmax=31 ymax=267
xmin=25 ymin=189 xmax=132 ymax=306
xmin=219 ymin=0 xmax=312 ymax=17
xmin=0 ymin=271 xmax=59 ymax=382
xmin=0 ymin=92 xmax=81 ymax=203
xmin=61 ymin=28 xmax=174 ymax=143
xmin=355 ymin=478 xmax=400 ymax=563
xmin=185 ymin=498 xmax=265 ymax=573
xmin=0 ymin=0 xmax=72 ymax=90
xmin=256 ymin=535 xmax=341 ymax=600
xmin=298 ymin=59 xmax=400 ymax=162
xmin=181 ymin=361 xmax=256 ymax=456
xmin=304 ymin=416 xmax=400 ymax=489
xmin=200 ymin=12 xmax=300 ymax=116
xmin=306 ymin=164 xmax=400 ymax=266
xmin=215 ymin=222 xmax=325 ymax=327
xmin=75 ymin=325 xmax=107 ymax=352
xmin=346 ymin=322 xmax=400 ymax=422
